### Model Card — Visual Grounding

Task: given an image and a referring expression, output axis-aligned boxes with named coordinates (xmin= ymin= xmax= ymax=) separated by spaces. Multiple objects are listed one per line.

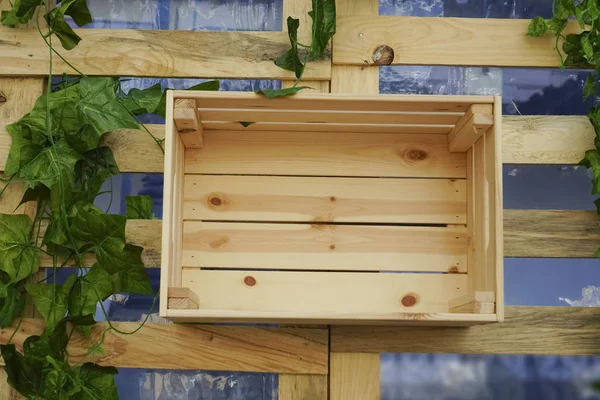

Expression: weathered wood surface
xmin=278 ymin=375 xmax=328 ymax=400
xmin=0 ymin=116 xmax=596 ymax=173
xmin=0 ymin=27 xmax=330 ymax=79
xmin=331 ymin=306 xmax=600 ymax=355
xmin=330 ymin=353 xmax=380 ymax=400
xmin=334 ymin=16 xmax=581 ymax=67
xmin=0 ymin=319 xmax=329 ymax=374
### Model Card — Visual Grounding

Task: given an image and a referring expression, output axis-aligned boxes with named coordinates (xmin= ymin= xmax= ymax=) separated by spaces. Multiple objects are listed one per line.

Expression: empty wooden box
xmin=160 ymin=90 xmax=503 ymax=325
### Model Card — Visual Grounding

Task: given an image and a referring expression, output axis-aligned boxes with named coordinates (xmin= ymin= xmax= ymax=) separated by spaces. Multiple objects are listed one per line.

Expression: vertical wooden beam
xmin=329 ymin=1 xmax=381 ymax=399
xmin=330 ymin=353 xmax=380 ymax=400
xmin=281 ymin=0 xmax=330 ymax=93
xmin=279 ymin=374 xmax=328 ymax=400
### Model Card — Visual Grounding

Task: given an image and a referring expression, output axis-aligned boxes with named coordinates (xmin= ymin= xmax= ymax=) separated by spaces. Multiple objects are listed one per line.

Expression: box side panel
xmin=160 ymin=90 xmax=185 ymax=317
xmin=492 ymin=96 xmax=504 ymax=321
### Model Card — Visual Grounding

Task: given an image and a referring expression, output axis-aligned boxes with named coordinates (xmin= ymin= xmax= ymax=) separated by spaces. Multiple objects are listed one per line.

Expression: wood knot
xmin=329 ymin=244 xmax=336 ymax=250
xmin=244 ymin=276 xmax=256 ymax=286
xmin=209 ymin=236 xmax=229 ymax=249
xmin=401 ymin=293 xmax=419 ymax=307
xmin=207 ymin=193 xmax=228 ymax=210
xmin=329 ymin=196 xmax=336 ymax=202
xmin=448 ymin=266 xmax=459 ymax=273
xmin=0 ymin=94 xmax=6 ymax=104
xmin=404 ymin=148 xmax=428 ymax=161
xmin=210 ymin=197 xmax=222 ymax=206
xmin=372 ymin=45 xmax=394 ymax=65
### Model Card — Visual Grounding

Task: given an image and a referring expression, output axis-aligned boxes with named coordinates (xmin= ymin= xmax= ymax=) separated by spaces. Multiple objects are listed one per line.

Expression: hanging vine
xmin=528 ymin=1 xmax=600 ymax=255
xmin=0 ymin=0 xmax=335 ymax=398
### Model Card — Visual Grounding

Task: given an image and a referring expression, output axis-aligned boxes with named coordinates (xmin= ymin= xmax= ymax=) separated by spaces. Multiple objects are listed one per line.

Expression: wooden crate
xmin=160 ymin=90 xmax=504 ymax=325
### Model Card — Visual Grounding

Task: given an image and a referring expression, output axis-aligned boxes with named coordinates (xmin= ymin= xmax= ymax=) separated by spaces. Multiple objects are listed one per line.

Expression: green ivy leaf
xmin=527 ymin=16 xmax=547 ymax=36
xmin=78 ymin=77 xmax=140 ymax=134
xmin=546 ymin=17 xmax=567 ymax=36
xmin=69 ymin=204 xmax=126 ymax=251
xmin=99 ymin=244 xmax=153 ymax=295
xmin=68 ymin=265 xmax=114 ymax=319
xmin=1 ymin=344 xmax=41 ymax=397
xmin=0 ymin=284 xmax=25 ymax=328
xmin=0 ymin=0 xmax=39 ymax=26
xmin=575 ymin=6 xmax=586 ymax=29
xmin=239 ymin=121 xmax=255 ymax=127
xmin=589 ymin=0 xmax=600 ymax=20
xmin=45 ymin=0 xmax=92 ymax=50
xmin=18 ymin=185 xmax=50 ymax=209
xmin=308 ymin=0 xmax=336 ymax=59
xmin=0 ymin=214 xmax=38 ymax=283
xmin=595 ymin=198 xmax=600 ymax=215
xmin=582 ymin=33 xmax=594 ymax=60
xmin=125 ymin=195 xmax=154 ymax=219
xmin=154 ymin=80 xmax=220 ymax=119
xmin=580 ymin=149 xmax=600 ymax=194
xmin=71 ymin=147 xmax=120 ymax=206
xmin=23 ymin=335 xmax=52 ymax=368
xmin=76 ymin=363 xmax=119 ymax=400
xmin=256 ymin=86 xmax=311 ymax=99
xmin=121 ymin=83 xmax=163 ymax=116
xmin=3 ymin=122 xmax=43 ymax=177
xmin=49 ymin=314 xmax=96 ymax=360
xmin=20 ymin=139 xmax=81 ymax=189
xmin=555 ymin=0 xmax=574 ymax=19
xmin=25 ymin=275 xmax=76 ymax=333
xmin=584 ymin=73 xmax=597 ymax=101
xmin=275 ymin=17 xmax=305 ymax=79
xmin=588 ymin=107 xmax=600 ymax=148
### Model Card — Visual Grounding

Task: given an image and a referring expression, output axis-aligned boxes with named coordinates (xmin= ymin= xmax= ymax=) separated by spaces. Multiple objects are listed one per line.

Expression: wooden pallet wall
xmin=1 ymin=0 xmax=600 ymax=398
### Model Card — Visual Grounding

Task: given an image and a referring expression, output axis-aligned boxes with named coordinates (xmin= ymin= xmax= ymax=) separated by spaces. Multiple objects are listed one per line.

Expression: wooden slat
xmin=183 ymin=175 xmax=467 ymax=224
xmin=330 ymin=353 xmax=380 ymax=400
xmin=180 ymin=269 xmax=468 ymax=317
xmin=504 ymin=209 xmax=600 ymax=257
xmin=0 ymin=28 xmax=329 ymax=79
xmin=198 ymin=108 xmax=463 ymax=125
xmin=202 ymin=121 xmax=454 ymax=133
xmin=1 ymin=116 xmax=594 ymax=174
xmin=183 ymin=90 xmax=494 ymax=113
xmin=278 ymin=375 xmax=328 ymax=400
xmin=334 ymin=16 xmax=581 ymax=67
xmin=331 ymin=306 xmax=600 ymax=354
xmin=185 ymin=131 xmax=466 ymax=178
xmin=181 ymin=222 xmax=467 ymax=272
xmin=0 ymin=320 xmax=328 ymax=373
xmin=503 ymin=115 xmax=594 ymax=164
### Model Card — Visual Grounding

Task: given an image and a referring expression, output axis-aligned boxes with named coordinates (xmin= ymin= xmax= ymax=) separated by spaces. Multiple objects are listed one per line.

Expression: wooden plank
xmin=0 ymin=28 xmax=330 ymax=79
xmin=185 ymin=131 xmax=467 ymax=178
xmin=174 ymin=98 xmax=203 ymax=148
xmin=183 ymin=175 xmax=467 ymax=224
xmin=491 ymin=96 xmax=504 ymax=321
xmin=202 ymin=121 xmax=453 ymax=133
xmin=197 ymin=108 xmax=463 ymax=125
xmin=504 ymin=209 xmax=600 ymax=258
xmin=449 ymin=292 xmax=496 ymax=314
xmin=330 ymin=353 xmax=380 ymax=400
xmin=334 ymin=16 xmax=582 ymax=67
xmin=0 ymin=320 xmax=328 ymax=373
xmin=503 ymin=115 xmax=594 ymax=164
xmin=181 ymin=222 xmax=467 ymax=272
xmin=448 ymin=105 xmax=494 ymax=153
xmin=182 ymin=90 xmax=493 ymax=113
xmin=2 ymin=116 xmax=594 ymax=174
xmin=331 ymin=306 xmax=600 ymax=354
xmin=180 ymin=270 xmax=468 ymax=317
xmin=279 ymin=375 xmax=328 ymax=400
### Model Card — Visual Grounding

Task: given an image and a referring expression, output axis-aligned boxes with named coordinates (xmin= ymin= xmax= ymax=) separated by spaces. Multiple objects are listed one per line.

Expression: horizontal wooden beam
xmin=1 ymin=115 xmax=592 ymax=175
xmin=331 ymin=306 xmax=600 ymax=354
xmin=334 ymin=16 xmax=581 ymax=67
xmin=0 ymin=319 xmax=328 ymax=373
xmin=0 ymin=27 xmax=330 ymax=80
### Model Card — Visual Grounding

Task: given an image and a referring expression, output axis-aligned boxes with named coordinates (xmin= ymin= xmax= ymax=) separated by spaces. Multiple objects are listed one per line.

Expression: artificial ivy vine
xmin=527 ymin=1 xmax=600 ymax=255
xmin=0 ymin=0 xmax=335 ymax=398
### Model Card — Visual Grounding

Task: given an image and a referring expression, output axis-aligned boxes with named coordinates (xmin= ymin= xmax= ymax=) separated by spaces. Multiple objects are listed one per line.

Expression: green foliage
xmin=125 ymin=195 xmax=154 ymax=219
xmin=529 ymin=0 xmax=600 ymax=258
xmin=266 ymin=0 xmax=336 ymax=98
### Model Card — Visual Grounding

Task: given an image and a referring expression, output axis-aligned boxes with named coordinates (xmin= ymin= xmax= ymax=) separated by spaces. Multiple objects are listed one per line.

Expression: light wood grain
xmin=0 ymin=319 xmax=328 ymax=373
xmin=330 ymin=353 xmax=380 ymax=400
xmin=174 ymin=98 xmax=203 ymax=148
xmin=198 ymin=108 xmax=463 ymax=125
xmin=331 ymin=306 xmax=600 ymax=354
xmin=504 ymin=209 xmax=600 ymax=257
xmin=183 ymin=175 xmax=467 ymax=224
xmin=202 ymin=121 xmax=454 ymax=133
xmin=185 ymin=131 xmax=466 ymax=178
xmin=180 ymin=269 xmax=467 ymax=317
xmin=2 ymin=116 xmax=594 ymax=174
xmin=503 ymin=115 xmax=594 ymax=164
xmin=0 ymin=28 xmax=330 ymax=79
xmin=491 ymin=97 xmax=505 ymax=321
xmin=279 ymin=375 xmax=328 ymax=400
xmin=448 ymin=105 xmax=493 ymax=153
xmin=334 ymin=16 xmax=582 ymax=67
xmin=181 ymin=222 xmax=467 ymax=272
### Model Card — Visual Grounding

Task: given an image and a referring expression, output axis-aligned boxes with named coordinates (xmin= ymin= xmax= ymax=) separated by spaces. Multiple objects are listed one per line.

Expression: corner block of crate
xmin=447 ymin=104 xmax=493 ymax=152
xmin=174 ymin=98 xmax=203 ymax=148
xmin=168 ymin=287 xmax=199 ymax=310
xmin=449 ymin=291 xmax=495 ymax=314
